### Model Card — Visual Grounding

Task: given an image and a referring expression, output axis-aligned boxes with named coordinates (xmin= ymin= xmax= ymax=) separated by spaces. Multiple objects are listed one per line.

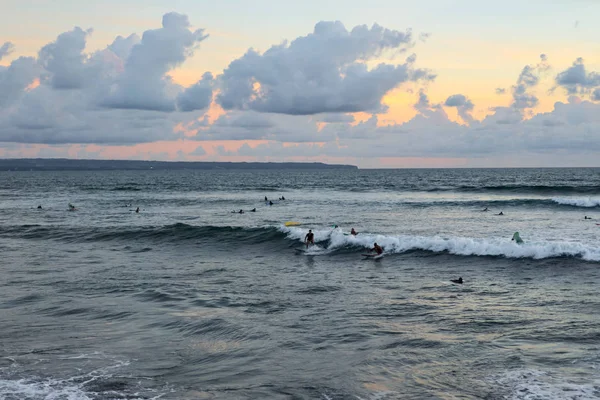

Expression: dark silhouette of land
xmin=0 ymin=158 xmax=358 ymax=171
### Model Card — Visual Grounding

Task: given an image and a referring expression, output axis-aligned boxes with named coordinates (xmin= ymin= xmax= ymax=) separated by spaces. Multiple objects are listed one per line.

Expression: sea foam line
xmin=280 ymin=226 xmax=600 ymax=261
xmin=552 ymin=197 xmax=600 ymax=208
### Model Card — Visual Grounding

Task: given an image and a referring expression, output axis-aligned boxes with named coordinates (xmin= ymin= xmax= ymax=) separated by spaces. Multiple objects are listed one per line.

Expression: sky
xmin=1 ymin=0 xmax=600 ymax=168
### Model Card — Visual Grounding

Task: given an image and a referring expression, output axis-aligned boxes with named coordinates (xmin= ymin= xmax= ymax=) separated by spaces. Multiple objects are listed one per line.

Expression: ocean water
xmin=1 ymin=168 xmax=599 ymax=400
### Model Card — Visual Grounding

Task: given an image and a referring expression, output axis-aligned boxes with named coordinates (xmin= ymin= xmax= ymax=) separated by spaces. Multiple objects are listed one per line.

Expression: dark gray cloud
xmin=103 ymin=12 xmax=209 ymax=111
xmin=217 ymin=21 xmax=434 ymax=115
xmin=177 ymin=72 xmax=215 ymax=112
xmin=555 ymin=58 xmax=600 ymax=95
xmin=592 ymin=88 xmax=600 ymax=101
xmin=0 ymin=42 xmax=15 ymax=61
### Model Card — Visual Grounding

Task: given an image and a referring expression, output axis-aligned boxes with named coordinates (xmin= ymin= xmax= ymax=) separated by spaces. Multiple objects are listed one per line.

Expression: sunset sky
xmin=1 ymin=0 xmax=600 ymax=167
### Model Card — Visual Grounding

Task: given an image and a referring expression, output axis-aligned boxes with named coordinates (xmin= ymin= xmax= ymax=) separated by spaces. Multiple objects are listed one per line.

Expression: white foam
xmin=494 ymin=369 xmax=600 ymax=400
xmin=0 ymin=377 xmax=93 ymax=400
xmin=280 ymin=226 xmax=600 ymax=261
xmin=553 ymin=197 xmax=600 ymax=208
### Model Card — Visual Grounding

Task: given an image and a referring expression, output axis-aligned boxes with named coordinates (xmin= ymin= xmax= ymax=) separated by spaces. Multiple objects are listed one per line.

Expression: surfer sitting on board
xmin=371 ymin=243 xmax=383 ymax=255
xmin=351 ymin=228 xmax=358 ymax=236
xmin=305 ymin=230 xmax=314 ymax=248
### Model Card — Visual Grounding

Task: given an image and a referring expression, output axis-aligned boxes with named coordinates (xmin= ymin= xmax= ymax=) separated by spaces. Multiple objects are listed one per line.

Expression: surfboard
xmin=362 ymin=253 xmax=384 ymax=259
xmin=285 ymin=221 xmax=301 ymax=227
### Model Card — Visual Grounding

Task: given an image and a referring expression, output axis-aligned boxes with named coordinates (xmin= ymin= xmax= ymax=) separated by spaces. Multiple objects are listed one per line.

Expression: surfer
xmin=450 ymin=277 xmax=463 ymax=284
xmin=305 ymin=229 xmax=314 ymax=248
xmin=269 ymin=201 xmax=273 ymax=206
xmin=281 ymin=196 xmax=285 ymax=200
xmin=68 ymin=203 xmax=76 ymax=211
xmin=511 ymin=232 xmax=523 ymax=244
xmin=351 ymin=228 xmax=358 ymax=236
xmin=135 ymin=207 xmax=140 ymax=213
xmin=497 ymin=211 xmax=504 ymax=216
xmin=584 ymin=216 xmax=592 ymax=220
xmin=250 ymin=208 xmax=256 ymax=212
xmin=482 ymin=207 xmax=489 ymax=212
xmin=37 ymin=205 xmax=42 ymax=209
xmin=265 ymin=196 xmax=268 ymax=202
xmin=238 ymin=209 xmax=244 ymax=214
xmin=371 ymin=243 xmax=383 ymax=255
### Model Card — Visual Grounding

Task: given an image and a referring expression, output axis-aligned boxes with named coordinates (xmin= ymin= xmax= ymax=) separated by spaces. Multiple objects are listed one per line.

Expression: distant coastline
xmin=0 ymin=158 xmax=358 ymax=171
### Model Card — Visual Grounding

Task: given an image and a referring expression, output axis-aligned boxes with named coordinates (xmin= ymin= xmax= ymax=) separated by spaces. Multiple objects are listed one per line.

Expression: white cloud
xmin=102 ymin=12 xmax=209 ymax=112
xmin=0 ymin=56 xmax=40 ymax=108
xmin=217 ymin=21 xmax=434 ymax=115
xmin=0 ymin=12 xmax=212 ymax=145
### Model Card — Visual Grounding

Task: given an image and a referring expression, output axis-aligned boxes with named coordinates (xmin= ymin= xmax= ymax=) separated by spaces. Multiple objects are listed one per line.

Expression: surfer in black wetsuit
xmin=269 ymin=201 xmax=273 ymax=206
xmin=238 ymin=209 xmax=244 ymax=214
xmin=135 ymin=207 xmax=140 ymax=213
xmin=250 ymin=208 xmax=256 ymax=212
xmin=371 ymin=243 xmax=383 ymax=255
xmin=584 ymin=216 xmax=592 ymax=219
xmin=498 ymin=211 xmax=504 ymax=216
xmin=482 ymin=207 xmax=488 ymax=212
xmin=451 ymin=277 xmax=463 ymax=284
xmin=351 ymin=228 xmax=358 ymax=236
xmin=305 ymin=230 xmax=314 ymax=248
xmin=265 ymin=196 xmax=268 ymax=202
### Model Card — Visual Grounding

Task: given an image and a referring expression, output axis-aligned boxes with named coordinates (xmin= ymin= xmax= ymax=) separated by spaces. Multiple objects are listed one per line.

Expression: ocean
xmin=1 ymin=168 xmax=599 ymax=399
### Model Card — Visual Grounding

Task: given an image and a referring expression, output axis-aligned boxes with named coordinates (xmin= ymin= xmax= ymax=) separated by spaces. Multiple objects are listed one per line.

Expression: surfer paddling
xmin=305 ymin=229 xmax=314 ymax=248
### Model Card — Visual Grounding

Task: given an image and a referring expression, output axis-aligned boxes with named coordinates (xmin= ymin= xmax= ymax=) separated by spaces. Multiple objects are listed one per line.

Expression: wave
xmin=0 ymin=223 xmax=288 ymax=245
xmin=424 ymin=184 xmax=600 ymax=195
xmin=1 ymin=223 xmax=598 ymax=261
xmin=280 ymin=226 xmax=600 ymax=262
xmin=398 ymin=197 xmax=600 ymax=209
xmin=552 ymin=197 xmax=600 ymax=208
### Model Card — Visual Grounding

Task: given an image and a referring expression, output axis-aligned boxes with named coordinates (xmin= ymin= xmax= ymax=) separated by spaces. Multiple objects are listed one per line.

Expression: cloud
xmin=217 ymin=21 xmax=434 ymax=115
xmin=191 ymin=145 xmax=206 ymax=156
xmin=0 ymin=56 xmax=40 ymax=108
xmin=176 ymin=72 xmax=214 ymax=112
xmin=511 ymin=54 xmax=549 ymax=110
xmin=0 ymin=42 xmax=15 ymax=61
xmin=103 ymin=12 xmax=209 ymax=111
xmin=444 ymin=94 xmax=474 ymax=124
xmin=495 ymin=88 xmax=506 ymax=95
xmin=38 ymin=27 xmax=93 ymax=90
xmin=0 ymin=12 xmax=213 ymax=145
xmin=592 ymin=89 xmax=600 ymax=102
xmin=555 ymin=58 xmax=600 ymax=95
xmin=319 ymin=113 xmax=355 ymax=123
xmin=108 ymin=34 xmax=141 ymax=60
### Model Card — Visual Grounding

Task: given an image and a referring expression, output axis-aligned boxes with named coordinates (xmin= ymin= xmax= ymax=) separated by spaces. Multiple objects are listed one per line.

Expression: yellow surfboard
xmin=284 ymin=221 xmax=301 ymax=227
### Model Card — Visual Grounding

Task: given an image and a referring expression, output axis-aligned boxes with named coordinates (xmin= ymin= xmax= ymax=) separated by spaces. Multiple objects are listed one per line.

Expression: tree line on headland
xmin=0 ymin=159 xmax=358 ymax=171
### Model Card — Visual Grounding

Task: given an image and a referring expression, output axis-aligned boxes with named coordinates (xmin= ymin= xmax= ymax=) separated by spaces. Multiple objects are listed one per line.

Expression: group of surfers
xmin=303 ymin=228 xmax=383 ymax=255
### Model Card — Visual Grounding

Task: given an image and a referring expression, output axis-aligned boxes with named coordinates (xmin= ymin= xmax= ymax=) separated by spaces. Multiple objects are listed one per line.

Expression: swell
xmin=0 ymin=223 xmax=290 ymax=245
xmin=402 ymin=198 xmax=600 ymax=209
xmin=2 ymin=223 xmax=598 ymax=262
xmin=426 ymin=185 xmax=600 ymax=195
